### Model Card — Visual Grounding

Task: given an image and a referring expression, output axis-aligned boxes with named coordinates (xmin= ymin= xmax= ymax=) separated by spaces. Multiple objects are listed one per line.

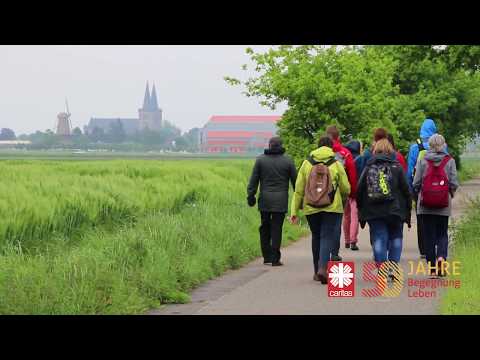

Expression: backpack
xmin=304 ymin=156 xmax=338 ymax=208
xmin=420 ymin=155 xmax=451 ymax=209
xmin=366 ymin=162 xmax=395 ymax=203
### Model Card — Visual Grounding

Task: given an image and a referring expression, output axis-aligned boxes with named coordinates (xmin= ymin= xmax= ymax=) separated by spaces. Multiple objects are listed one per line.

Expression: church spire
xmin=150 ymin=82 xmax=159 ymax=110
xmin=142 ymin=81 xmax=151 ymax=110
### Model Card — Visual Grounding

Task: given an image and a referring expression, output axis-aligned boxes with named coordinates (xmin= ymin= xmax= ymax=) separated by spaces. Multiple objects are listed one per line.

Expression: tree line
xmin=8 ymin=121 xmax=201 ymax=152
xmin=226 ymin=45 xmax=480 ymax=168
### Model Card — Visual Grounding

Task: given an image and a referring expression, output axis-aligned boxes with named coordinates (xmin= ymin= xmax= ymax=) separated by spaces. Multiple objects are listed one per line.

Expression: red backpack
xmin=420 ymin=155 xmax=451 ymax=208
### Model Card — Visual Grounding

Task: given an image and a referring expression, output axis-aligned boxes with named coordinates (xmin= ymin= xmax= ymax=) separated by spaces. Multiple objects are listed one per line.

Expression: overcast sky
xmin=0 ymin=45 xmax=287 ymax=135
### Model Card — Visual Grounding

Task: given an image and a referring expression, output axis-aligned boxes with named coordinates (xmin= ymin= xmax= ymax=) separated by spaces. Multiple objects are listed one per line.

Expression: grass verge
xmin=440 ymin=197 xmax=480 ymax=314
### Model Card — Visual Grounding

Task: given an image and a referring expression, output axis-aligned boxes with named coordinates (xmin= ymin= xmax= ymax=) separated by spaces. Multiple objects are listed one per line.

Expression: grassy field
xmin=440 ymin=156 xmax=480 ymax=314
xmin=0 ymin=159 xmax=306 ymax=314
xmin=440 ymin=199 xmax=480 ymax=314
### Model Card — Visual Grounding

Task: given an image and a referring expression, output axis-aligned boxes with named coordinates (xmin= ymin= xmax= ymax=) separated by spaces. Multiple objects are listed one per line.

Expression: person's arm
xmin=355 ymin=165 xmax=367 ymax=228
xmin=412 ymin=157 xmax=425 ymax=198
xmin=448 ymin=158 xmax=459 ymax=197
xmin=247 ymin=158 xmax=261 ymax=203
xmin=345 ymin=153 xmax=357 ymax=197
xmin=291 ymin=161 xmax=307 ymax=217
xmin=289 ymin=158 xmax=298 ymax=191
xmin=398 ymin=166 xmax=412 ymax=227
xmin=407 ymin=144 xmax=418 ymax=191
xmin=337 ymin=162 xmax=351 ymax=199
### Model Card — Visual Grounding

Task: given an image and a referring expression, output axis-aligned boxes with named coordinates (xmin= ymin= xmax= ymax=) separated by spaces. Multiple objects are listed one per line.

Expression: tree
xmin=226 ymin=46 xmax=400 ymax=161
xmin=227 ymin=45 xmax=480 ymax=165
xmin=72 ymin=127 xmax=83 ymax=137
xmin=0 ymin=128 xmax=16 ymax=140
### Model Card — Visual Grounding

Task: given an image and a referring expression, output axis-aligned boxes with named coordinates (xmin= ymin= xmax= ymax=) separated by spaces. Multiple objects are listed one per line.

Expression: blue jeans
xmin=368 ymin=216 xmax=404 ymax=264
xmin=306 ymin=212 xmax=342 ymax=274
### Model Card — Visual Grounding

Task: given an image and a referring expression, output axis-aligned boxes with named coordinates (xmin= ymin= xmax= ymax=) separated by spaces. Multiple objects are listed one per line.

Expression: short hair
xmin=268 ymin=136 xmax=283 ymax=149
xmin=318 ymin=136 xmax=333 ymax=148
xmin=386 ymin=133 xmax=396 ymax=150
xmin=373 ymin=138 xmax=394 ymax=155
xmin=326 ymin=125 xmax=340 ymax=140
xmin=429 ymin=134 xmax=446 ymax=152
xmin=374 ymin=128 xmax=388 ymax=142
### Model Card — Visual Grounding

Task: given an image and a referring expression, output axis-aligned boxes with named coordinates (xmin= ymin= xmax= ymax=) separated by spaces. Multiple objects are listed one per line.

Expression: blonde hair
xmin=429 ymin=134 xmax=446 ymax=152
xmin=373 ymin=138 xmax=394 ymax=155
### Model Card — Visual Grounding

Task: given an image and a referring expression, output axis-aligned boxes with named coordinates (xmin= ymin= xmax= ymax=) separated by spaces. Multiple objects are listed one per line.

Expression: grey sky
xmin=0 ymin=45 xmax=286 ymax=135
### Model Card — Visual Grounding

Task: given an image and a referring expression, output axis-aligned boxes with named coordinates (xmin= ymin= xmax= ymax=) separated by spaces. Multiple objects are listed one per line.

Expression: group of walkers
xmin=247 ymin=118 xmax=459 ymax=284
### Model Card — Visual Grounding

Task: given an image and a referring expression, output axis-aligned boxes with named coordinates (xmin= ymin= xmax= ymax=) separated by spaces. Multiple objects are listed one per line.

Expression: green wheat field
xmin=0 ymin=159 xmax=306 ymax=314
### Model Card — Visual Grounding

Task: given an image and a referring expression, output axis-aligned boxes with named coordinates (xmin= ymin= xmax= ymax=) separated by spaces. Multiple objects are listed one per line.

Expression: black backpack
xmin=366 ymin=162 xmax=395 ymax=203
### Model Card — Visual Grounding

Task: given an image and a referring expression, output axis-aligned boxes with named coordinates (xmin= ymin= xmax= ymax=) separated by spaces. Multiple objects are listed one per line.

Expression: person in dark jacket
xmin=357 ymin=139 xmax=412 ymax=270
xmin=247 ymin=137 xmax=297 ymax=266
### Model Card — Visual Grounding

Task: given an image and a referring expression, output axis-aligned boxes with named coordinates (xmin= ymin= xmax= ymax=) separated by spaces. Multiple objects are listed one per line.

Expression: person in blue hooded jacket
xmin=406 ymin=119 xmax=448 ymax=190
xmin=406 ymin=118 xmax=447 ymax=259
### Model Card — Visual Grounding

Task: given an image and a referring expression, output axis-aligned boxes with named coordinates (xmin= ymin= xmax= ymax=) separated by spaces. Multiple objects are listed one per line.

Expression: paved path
xmin=150 ymin=177 xmax=480 ymax=315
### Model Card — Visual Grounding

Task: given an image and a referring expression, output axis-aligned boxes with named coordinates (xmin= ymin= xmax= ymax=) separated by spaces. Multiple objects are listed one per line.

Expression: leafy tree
xmin=0 ymin=128 xmax=16 ymax=140
xmin=227 ymin=45 xmax=480 ymax=165
xmin=72 ymin=127 xmax=83 ymax=137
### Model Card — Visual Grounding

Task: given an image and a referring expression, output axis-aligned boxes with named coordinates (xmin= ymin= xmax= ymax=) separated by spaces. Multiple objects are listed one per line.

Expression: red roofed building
xmin=200 ymin=115 xmax=281 ymax=153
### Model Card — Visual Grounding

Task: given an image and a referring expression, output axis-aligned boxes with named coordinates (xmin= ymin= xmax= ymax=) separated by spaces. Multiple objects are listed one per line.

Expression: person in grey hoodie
xmin=412 ymin=134 xmax=459 ymax=276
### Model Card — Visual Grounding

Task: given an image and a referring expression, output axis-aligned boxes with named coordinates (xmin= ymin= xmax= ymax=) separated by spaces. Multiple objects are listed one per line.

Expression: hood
xmin=345 ymin=140 xmax=361 ymax=156
xmin=419 ymin=119 xmax=437 ymax=141
xmin=367 ymin=153 xmax=396 ymax=165
xmin=310 ymin=146 xmax=335 ymax=162
xmin=424 ymin=150 xmax=448 ymax=165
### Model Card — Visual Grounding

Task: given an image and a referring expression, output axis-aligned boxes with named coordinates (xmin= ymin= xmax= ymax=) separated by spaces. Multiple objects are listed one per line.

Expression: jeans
xmin=259 ymin=212 xmax=286 ymax=263
xmin=306 ymin=212 xmax=342 ymax=274
xmin=368 ymin=216 xmax=404 ymax=264
xmin=422 ymin=214 xmax=449 ymax=266
xmin=343 ymin=198 xmax=359 ymax=244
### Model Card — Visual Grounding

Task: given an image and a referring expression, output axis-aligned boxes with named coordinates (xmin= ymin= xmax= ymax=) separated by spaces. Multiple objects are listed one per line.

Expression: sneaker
xmin=331 ymin=255 xmax=342 ymax=261
xmin=420 ymin=254 xmax=426 ymax=259
xmin=263 ymin=261 xmax=272 ymax=265
xmin=272 ymin=261 xmax=283 ymax=267
xmin=350 ymin=244 xmax=359 ymax=251
xmin=345 ymin=243 xmax=351 ymax=249
xmin=313 ymin=273 xmax=321 ymax=281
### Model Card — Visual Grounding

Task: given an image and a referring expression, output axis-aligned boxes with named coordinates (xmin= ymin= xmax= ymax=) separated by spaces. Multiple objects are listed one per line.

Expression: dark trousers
xmin=332 ymin=213 xmax=343 ymax=256
xmin=422 ymin=214 xmax=449 ymax=266
xmin=259 ymin=212 xmax=286 ymax=263
xmin=306 ymin=212 xmax=342 ymax=274
xmin=417 ymin=214 xmax=426 ymax=256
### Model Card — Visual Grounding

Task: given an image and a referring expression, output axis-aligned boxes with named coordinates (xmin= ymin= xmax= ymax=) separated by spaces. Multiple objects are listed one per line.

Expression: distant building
xmin=84 ymin=82 xmax=163 ymax=135
xmin=199 ymin=115 xmax=281 ymax=153
xmin=0 ymin=140 xmax=31 ymax=148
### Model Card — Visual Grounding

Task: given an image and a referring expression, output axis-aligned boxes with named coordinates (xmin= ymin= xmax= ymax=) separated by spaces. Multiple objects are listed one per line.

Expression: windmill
xmin=56 ymin=98 xmax=72 ymax=136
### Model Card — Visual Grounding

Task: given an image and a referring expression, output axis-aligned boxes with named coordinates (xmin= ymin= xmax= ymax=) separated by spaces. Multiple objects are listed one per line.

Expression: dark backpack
xmin=420 ymin=155 xmax=451 ymax=208
xmin=366 ymin=162 xmax=395 ymax=203
xmin=304 ymin=156 xmax=337 ymax=208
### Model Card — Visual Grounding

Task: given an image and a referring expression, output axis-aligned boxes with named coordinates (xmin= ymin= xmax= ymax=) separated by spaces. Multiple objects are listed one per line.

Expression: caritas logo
xmin=327 ymin=261 xmax=355 ymax=297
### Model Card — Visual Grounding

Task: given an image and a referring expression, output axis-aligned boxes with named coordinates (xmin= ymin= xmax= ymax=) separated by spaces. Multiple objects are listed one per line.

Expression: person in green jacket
xmin=290 ymin=136 xmax=351 ymax=284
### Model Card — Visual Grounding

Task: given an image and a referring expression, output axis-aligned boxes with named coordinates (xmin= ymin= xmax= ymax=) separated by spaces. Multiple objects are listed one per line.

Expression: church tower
xmin=138 ymin=81 xmax=163 ymax=131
